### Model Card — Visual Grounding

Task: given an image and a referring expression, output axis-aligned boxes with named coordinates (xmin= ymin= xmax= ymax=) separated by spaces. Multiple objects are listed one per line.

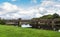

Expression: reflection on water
xmin=21 ymin=24 xmax=32 ymax=27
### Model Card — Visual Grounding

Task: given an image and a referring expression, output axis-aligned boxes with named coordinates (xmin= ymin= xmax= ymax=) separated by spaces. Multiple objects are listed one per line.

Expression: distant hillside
xmin=0 ymin=25 xmax=60 ymax=37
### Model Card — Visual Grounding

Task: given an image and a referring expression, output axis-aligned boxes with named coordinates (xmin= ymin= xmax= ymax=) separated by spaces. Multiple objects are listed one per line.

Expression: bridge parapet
xmin=18 ymin=20 xmax=31 ymax=26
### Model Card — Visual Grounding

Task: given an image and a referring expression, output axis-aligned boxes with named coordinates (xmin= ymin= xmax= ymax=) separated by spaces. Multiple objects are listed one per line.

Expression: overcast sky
xmin=0 ymin=0 xmax=60 ymax=19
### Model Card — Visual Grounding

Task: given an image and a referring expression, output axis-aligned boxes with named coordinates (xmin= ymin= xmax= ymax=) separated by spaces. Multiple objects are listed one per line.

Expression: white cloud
xmin=0 ymin=2 xmax=20 ymax=19
xmin=2 ymin=2 xmax=18 ymax=12
xmin=0 ymin=0 xmax=60 ymax=19
xmin=0 ymin=2 xmax=36 ymax=19
xmin=38 ymin=0 xmax=60 ymax=15
xmin=0 ymin=2 xmax=19 ymax=15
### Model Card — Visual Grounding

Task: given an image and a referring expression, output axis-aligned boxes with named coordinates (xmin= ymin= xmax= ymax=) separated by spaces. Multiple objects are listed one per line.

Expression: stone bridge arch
xmin=18 ymin=20 xmax=31 ymax=26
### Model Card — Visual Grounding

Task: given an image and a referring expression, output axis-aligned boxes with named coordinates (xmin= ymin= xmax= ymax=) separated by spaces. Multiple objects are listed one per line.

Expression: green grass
xmin=0 ymin=25 xmax=60 ymax=37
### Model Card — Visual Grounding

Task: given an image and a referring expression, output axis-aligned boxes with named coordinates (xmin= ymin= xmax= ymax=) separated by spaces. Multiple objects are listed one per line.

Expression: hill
xmin=0 ymin=25 xmax=60 ymax=37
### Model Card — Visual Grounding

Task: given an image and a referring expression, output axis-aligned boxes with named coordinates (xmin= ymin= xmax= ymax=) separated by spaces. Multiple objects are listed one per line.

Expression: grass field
xmin=0 ymin=25 xmax=60 ymax=37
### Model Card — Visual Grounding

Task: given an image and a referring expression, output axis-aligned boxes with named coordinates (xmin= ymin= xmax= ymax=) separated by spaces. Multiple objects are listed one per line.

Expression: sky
xmin=0 ymin=0 xmax=60 ymax=19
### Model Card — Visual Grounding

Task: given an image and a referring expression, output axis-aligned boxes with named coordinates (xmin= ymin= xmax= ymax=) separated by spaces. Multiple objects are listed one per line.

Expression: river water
xmin=21 ymin=24 xmax=32 ymax=27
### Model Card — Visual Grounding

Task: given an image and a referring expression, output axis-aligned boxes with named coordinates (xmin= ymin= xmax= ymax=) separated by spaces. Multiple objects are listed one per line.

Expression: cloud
xmin=30 ymin=0 xmax=60 ymax=18
xmin=0 ymin=2 xmax=36 ymax=19
xmin=0 ymin=0 xmax=60 ymax=19
xmin=38 ymin=0 xmax=60 ymax=15
xmin=0 ymin=2 xmax=20 ymax=19
xmin=2 ymin=2 xmax=18 ymax=11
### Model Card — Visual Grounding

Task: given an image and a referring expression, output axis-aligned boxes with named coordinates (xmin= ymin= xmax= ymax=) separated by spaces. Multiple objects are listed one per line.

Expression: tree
xmin=40 ymin=14 xmax=53 ymax=19
xmin=40 ymin=13 xmax=60 ymax=19
xmin=52 ymin=13 xmax=60 ymax=19
xmin=0 ymin=19 xmax=5 ymax=25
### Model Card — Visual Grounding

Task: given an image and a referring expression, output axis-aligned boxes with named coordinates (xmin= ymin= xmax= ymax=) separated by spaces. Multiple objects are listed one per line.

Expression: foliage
xmin=40 ymin=14 xmax=53 ymax=19
xmin=0 ymin=19 xmax=5 ymax=24
xmin=39 ymin=13 xmax=60 ymax=19
xmin=52 ymin=13 xmax=60 ymax=19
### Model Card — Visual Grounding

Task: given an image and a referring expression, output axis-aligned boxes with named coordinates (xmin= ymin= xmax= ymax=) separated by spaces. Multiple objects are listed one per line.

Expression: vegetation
xmin=0 ymin=25 xmax=60 ymax=37
xmin=40 ymin=13 xmax=60 ymax=19
xmin=0 ymin=19 xmax=5 ymax=24
xmin=40 ymin=14 xmax=53 ymax=19
xmin=52 ymin=13 xmax=60 ymax=19
xmin=30 ymin=13 xmax=60 ymax=30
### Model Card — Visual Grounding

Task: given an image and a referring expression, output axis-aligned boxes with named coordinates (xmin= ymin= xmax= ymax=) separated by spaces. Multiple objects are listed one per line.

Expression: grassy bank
xmin=0 ymin=25 xmax=60 ymax=37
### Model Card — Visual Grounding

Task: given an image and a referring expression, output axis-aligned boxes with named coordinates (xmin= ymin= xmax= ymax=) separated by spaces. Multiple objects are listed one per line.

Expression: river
xmin=21 ymin=24 xmax=32 ymax=27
